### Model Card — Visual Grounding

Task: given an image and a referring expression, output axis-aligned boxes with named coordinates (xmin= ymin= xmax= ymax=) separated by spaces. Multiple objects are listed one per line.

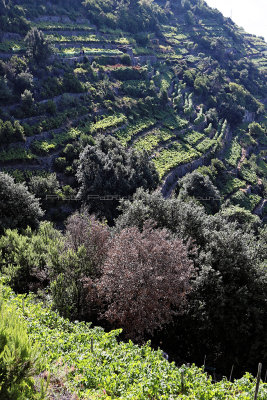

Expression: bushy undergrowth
xmin=0 ymin=288 xmax=43 ymax=400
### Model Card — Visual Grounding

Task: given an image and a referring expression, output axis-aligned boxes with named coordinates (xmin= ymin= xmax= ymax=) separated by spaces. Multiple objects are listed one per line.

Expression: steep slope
xmin=0 ymin=0 xmax=266 ymax=220
xmin=2 ymin=284 xmax=267 ymax=399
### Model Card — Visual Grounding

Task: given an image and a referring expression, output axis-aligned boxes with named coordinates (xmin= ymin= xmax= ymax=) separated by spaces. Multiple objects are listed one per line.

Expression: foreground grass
xmin=2 ymin=285 xmax=267 ymax=399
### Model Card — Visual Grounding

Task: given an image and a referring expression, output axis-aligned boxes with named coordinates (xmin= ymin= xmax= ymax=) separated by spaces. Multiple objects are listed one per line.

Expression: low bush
xmin=0 ymin=288 xmax=42 ymax=399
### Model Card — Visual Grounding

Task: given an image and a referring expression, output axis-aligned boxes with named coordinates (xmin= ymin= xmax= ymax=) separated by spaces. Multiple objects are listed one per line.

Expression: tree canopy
xmin=0 ymin=172 xmax=43 ymax=233
xmin=76 ymin=135 xmax=159 ymax=220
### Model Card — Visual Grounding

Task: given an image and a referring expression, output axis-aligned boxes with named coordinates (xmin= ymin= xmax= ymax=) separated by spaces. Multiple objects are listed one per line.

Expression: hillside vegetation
xmin=0 ymin=0 xmax=266 ymax=220
xmin=0 ymin=0 xmax=267 ymax=398
xmin=1 ymin=284 xmax=267 ymax=399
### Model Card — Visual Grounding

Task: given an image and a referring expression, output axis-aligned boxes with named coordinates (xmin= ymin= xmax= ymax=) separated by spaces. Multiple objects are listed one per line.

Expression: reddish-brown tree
xmin=50 ymin=212 xmax=111 ymax=320
xmin=65 ymin=211 xmax=111 ymax=277
xmin=98 ymin=221 xmax=194 ymax=340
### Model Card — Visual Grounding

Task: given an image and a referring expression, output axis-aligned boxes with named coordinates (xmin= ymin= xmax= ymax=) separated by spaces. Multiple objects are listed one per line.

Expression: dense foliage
xmin=83 ymin=0 xmax=166 ymax=32
xmin=177 ymin=171 xmax=221 ymax=213
xmin=99 ymin=221 xmax=193 ymax=340
xmin=76 ymin=135 xmax=159 ymax=220
xmin=1 ymin=284 xmax=267 ymax=399
xmin=0 ymin=0 xmax=266 ymax=397
xmin=25 ymin=28 xmax=52 ymax=64
xmin=116 ymin=189 xmax=267 ymax=373
xmin=0 ymin=172 xmax=43 ymax=234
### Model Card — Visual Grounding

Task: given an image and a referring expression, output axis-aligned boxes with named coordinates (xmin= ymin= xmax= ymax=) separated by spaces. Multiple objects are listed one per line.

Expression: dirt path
xmin=223 ymin=184 xmax=251 ymax=202
xmin=38 ymin=92 xmax=86 ymax=105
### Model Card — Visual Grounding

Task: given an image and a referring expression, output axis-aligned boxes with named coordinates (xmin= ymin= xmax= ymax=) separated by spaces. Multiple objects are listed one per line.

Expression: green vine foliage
xmin=1 ymin=284 xmax=267 ymax=399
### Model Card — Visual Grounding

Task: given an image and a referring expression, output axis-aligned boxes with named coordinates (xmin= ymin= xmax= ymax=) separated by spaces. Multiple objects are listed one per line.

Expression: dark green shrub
xmin=50 ymin=213 xmax=110 ymax=320
xmin=177 ymin=171 xmax=221 ymax=214
xmin=120 ymin=53 xmax=132 ymax=66
xmin=28 ymin=173 xmax=60 ymax=201
xmin=14 ymin=72 xmax=33 ymax=95
xmin=115 ymin=189 xmax=267 ymax=374
xmin=0 ymin=222 xmax=61 ymax=292
xmin=0 ymin=120 xmax=25 ymax=145
xmin=25 ymin=27 xmax=52 ymax=64
xmin=0 ymin=173 xmax=43 ymax=234
xmin=111 ymin=66 xmax=147 ymax=81
xmin=62 ymin=73 xmax=84 ymax=93
xmin=45 ymin=100 xmax=57 ymax=116
xmin=54 ymin=157 xmax=67 ymax=172
xmin=76 ymin=135 xmax=159 ymax=221
xmin=21 ymin=89 xmax=34 ymax=112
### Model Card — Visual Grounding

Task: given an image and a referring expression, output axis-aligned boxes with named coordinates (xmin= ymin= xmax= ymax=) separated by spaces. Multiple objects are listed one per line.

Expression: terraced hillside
xmin=0 ymin=0 xmax=266 ymax=221
xmin=1 ymin=2 xmax=267 ymax=398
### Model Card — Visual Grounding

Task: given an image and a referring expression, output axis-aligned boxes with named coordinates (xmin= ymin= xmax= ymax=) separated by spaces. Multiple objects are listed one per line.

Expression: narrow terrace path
xmin=223 ymin=184 xmax=251 ymax=202
xmin=151 ymin=124 xmax=206 ymax=155
xmin=0 ymin=109 xmax=107 ymax=171
xmin=0 ymin=52 xmax=14 ymax=59
xmin=149 ymin=127 xmax=190 ymax=156
xmin=160 ymin=150 xmax=212 ymax=198
xmin=38 ymin=92 xmax=86 ymax=105
xmin=53 ymin=41 xmax=121 ymax=49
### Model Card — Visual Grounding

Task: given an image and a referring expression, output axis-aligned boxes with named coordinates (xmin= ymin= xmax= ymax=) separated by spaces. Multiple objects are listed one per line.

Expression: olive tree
xmin=0 ymin=172 xmax=43 ymax=233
